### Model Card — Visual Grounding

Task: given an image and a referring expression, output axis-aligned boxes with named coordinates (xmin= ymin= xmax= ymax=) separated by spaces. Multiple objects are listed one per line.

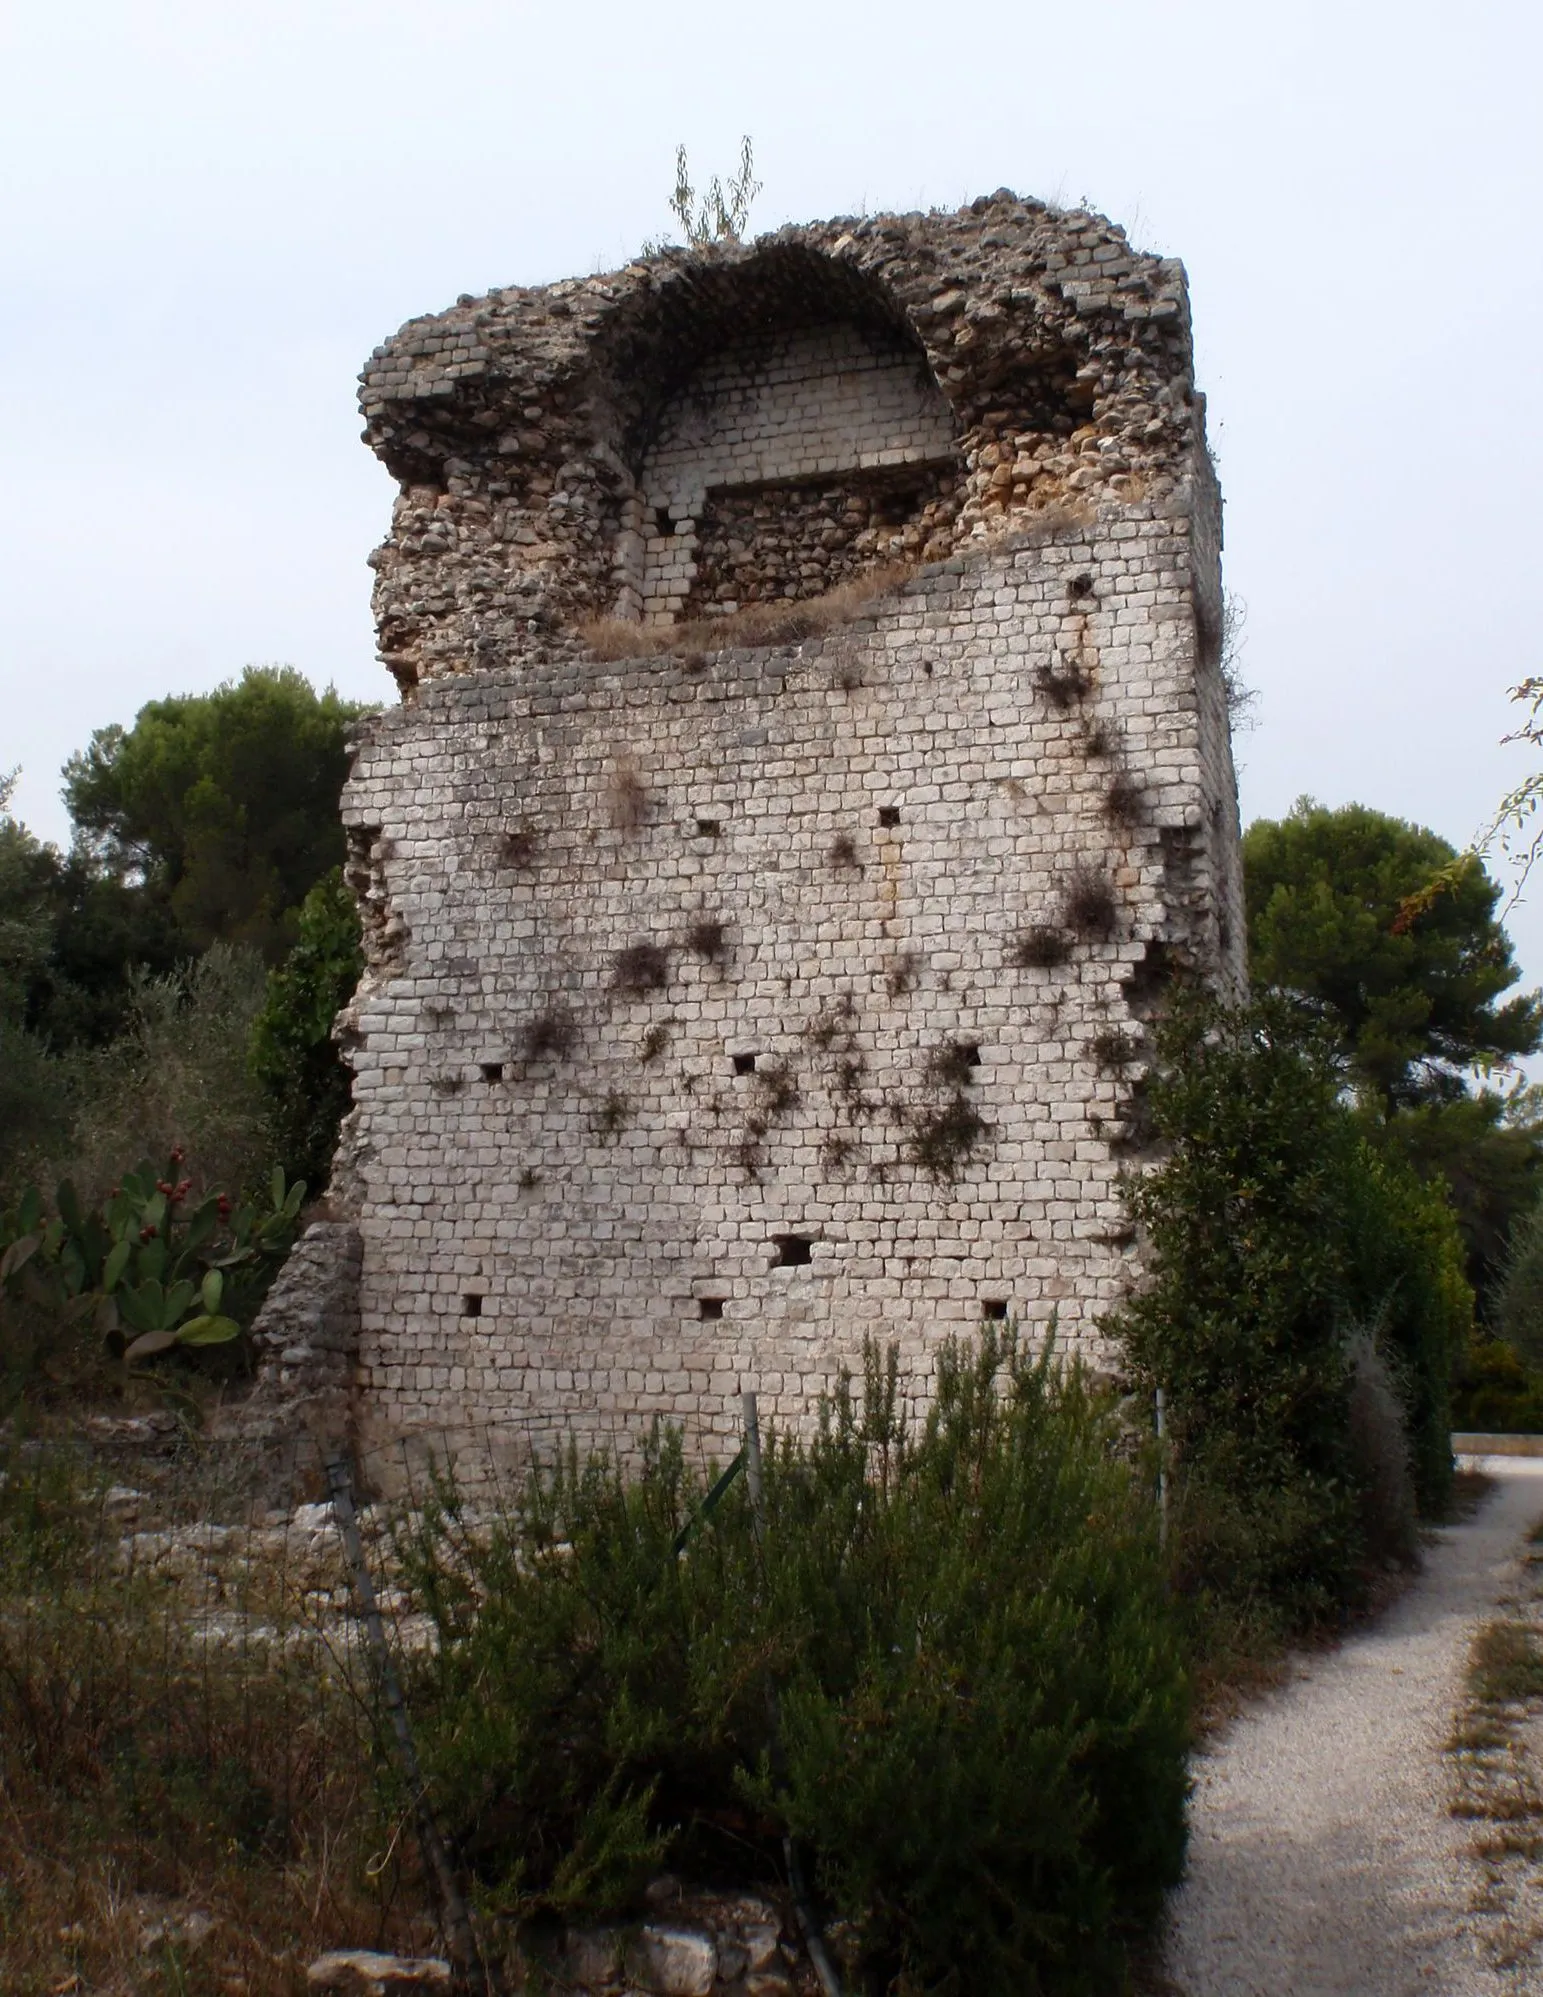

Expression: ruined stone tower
xmin=312 ymin=191 xmax=1242 ymax=1461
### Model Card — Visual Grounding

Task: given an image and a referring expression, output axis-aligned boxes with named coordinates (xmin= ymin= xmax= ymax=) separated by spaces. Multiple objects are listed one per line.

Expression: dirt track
xmin=1164 ymin=1458 xmax=1543 ymax=1996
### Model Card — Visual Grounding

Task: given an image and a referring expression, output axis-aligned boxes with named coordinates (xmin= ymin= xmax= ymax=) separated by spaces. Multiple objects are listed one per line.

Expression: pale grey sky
xmin=3 ymin=0 xmax=1540 ymax=981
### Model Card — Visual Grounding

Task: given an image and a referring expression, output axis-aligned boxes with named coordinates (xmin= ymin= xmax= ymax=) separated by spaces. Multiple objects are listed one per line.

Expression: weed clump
xmin=733 ymin=1059 xmax=800 ymax=1179
xmin=907 ymin=1040 xmax=986 ymax=1182
xmin=1063 ymin=864 xmax=1118 ymax=938
xmin=522 ymin=1003 xmax=577 ymax=1060
xmin=611 ymin=943 xmax=670 ymax=993
xmin=1036 ymin=660 xmax=1089 ymax=712
xmin=1090 ymin=1029 xmax=1142 ymax=1072
xmin=593 ymin=1091 xmax=632 ymax=1139
xmin=749 ymin=1058 xmax=798 ymax=1120
xmin=1011 ymin=925 xmax=1071 ymax=970
xmin=1104 ymin=774 xmax=1145 ymax=827
xmin=907 ymin=1096 xmax=986 ymax=1181
xmin=924 ymin=1040 xmax=981 ymax=1090
xmin=685 ymin=919 xmax=727 ymax=963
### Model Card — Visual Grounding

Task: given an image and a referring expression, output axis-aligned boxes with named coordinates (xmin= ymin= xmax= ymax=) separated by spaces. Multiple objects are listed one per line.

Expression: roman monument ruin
xmin=251 ymin=190 xmax=1244 ymax=1463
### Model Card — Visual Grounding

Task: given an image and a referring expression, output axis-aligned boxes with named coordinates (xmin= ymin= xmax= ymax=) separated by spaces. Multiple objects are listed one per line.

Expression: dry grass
xmin=1445 ymin=1534 xmax=1543 ymax=1977
xmin=577 ymin=563 xmax=916 ymax=662
xmin=0 ymin=1442 xmax=433 ymax=1996
xmin=1470 ymin=1621 xmax=1543 ymax=1706
xmin=0 ymin=1783 xmax=427 ymax=1997
xmin=607 ymin=758 xmax=648 ymax=833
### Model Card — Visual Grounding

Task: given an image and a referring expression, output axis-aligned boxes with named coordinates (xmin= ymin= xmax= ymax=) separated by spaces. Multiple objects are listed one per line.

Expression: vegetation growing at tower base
xmin=1108 ymin=989 xmax=1473 ymax=1650
xmin=395 ymin=1334 xmax=1188 ymax=1997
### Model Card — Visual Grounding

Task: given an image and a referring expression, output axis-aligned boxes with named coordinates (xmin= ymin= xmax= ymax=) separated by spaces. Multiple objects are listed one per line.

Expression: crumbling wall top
xmin=359 ymin=191 xmax=1207 ymax=688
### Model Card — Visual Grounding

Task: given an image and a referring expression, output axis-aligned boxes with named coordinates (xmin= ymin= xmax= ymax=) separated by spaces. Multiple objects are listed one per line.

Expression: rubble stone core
xmin=320 ymin=191 xmax=1244 ymax=1464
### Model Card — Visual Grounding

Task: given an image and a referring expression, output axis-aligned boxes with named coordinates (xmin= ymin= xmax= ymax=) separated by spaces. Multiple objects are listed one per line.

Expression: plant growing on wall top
xmin=643 ymin=137 xmax=761 ymax=253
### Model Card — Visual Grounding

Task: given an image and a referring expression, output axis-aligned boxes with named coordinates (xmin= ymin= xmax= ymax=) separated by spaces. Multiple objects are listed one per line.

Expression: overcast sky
xmin=3 ymin=0 xmax=1540 ymax=982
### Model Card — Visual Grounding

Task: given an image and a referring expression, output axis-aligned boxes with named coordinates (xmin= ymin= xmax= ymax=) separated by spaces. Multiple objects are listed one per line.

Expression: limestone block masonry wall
xmin=636 ymin=322 xmax=958 ymax=624
xmin=305 ymin=191 xmax=1245 ymax=1466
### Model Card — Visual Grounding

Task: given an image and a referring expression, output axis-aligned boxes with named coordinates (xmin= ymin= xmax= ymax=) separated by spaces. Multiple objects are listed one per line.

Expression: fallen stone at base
xmin=306 ymin=1951 xmax=452 ymax=1994
xmin=531 ymin=1882 xmax=812 ymax=1995
xmin=637 ymin=1923 xmax=717 ymax=1995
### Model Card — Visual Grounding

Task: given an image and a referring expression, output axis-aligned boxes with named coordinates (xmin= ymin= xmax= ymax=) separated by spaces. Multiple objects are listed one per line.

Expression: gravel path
xmin=1164 ymin=1458 xmax=1543 ymax=1996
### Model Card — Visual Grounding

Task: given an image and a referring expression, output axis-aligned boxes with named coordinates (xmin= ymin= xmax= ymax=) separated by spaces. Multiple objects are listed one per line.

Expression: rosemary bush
xmin=396 ymin=1334 xmax=1188 ymax=1996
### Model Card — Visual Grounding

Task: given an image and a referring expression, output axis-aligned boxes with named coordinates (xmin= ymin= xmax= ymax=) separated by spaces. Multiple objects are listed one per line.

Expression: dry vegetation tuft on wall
xmin=578 ymin=563 xmax=916 ymax=662
xmin=1011 ymin=925 xmax=1072 ymax=970
xmin=522 ymin=1003 xmax=577 ymax=1061
xmin=611 ymin=942 xmax=671 ymax=992
xmin=1063 ymin=864 xmax=1119 ymax=938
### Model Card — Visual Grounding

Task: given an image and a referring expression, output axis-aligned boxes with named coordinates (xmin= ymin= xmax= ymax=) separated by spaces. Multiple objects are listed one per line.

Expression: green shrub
xmin=1108 ymin=992 xmax=1469 ymax=1641
xmin=50 ymin=944 xmax=277 ymax=1207
xmin=1340 ymin=1142 xmax=1470 ymax=1510
xmin=396 ymin=1335 xmax=1188 ymax=1996
xmin=0 ymin=1017 xmax=70 ymax=1188
xmin=1496 ymin=1197 xmax=1543 ymax=1370
xmin=249 ymin=869 xmax=362 ymax=1191
xmin=1451 ymin=1336 xmax=1543 ymax=1434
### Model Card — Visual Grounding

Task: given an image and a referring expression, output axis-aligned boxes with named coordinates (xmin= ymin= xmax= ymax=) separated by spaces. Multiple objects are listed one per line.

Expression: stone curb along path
xmin=1164 ymin=1457 xmax=1543 ymax=1997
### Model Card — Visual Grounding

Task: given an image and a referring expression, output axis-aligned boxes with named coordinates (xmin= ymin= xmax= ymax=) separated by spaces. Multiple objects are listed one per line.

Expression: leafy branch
xmin=1480 ymin=674 xmax=1543 ymax=910
xmin=642 ymin=137 xmax=761 ymax=254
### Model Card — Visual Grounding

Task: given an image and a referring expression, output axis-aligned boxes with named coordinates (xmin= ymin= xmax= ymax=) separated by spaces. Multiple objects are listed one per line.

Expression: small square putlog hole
xmin=480 ymin=1062 xmax=504 ymax=1083
xmin=699 ymin=1297 xmax=726 ymax=1321
xmin=981 ymin=1298 xmax=1009 ymax=1322
xmin=695 ymin=818 xmax=722 ymax=838
xmin=462 ymin=1293 xmax=484 ymax=1318
xmin=732 ymin=1052 xmax=758 ymax=1075
xmin=772 ymin=1234 xmax=814 ymax=1268
xmin=877 ymin=806 xmax=901 ymax=829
